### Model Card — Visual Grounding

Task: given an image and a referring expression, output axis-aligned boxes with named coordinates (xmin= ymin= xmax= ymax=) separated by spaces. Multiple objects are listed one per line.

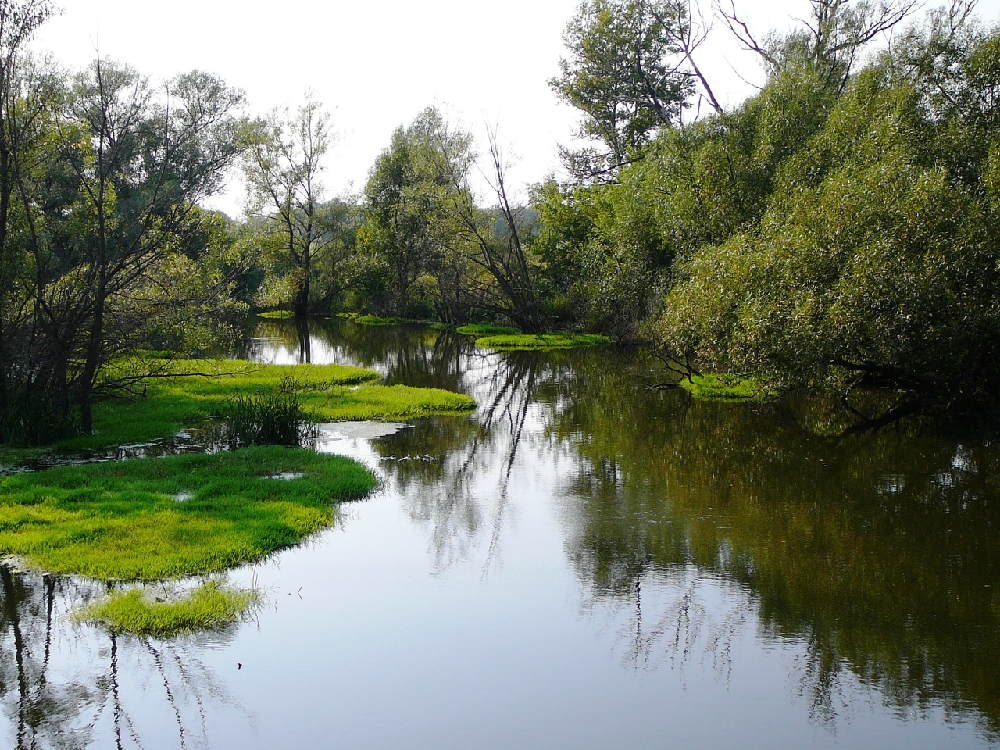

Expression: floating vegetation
xmin=475 ymin=333 xmax=611 ymax=350
xmin=78 ymin=580 xmax=259 ymax=637
xmin=679 ymin=373 xmax=776 ymax=403
xmin=256 ymin=310 xmax=295 ymax=319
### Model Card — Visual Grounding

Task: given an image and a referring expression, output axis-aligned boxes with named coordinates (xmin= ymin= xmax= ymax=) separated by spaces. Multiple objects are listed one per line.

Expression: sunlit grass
xmin=78 ymin=580 xmax=259 ymax=637
xmin=256 ymin=310 xmax=295 ymax=319
xmin=0 ymin=446 xmax=376 ymax=580
xmin=58 ymin=359 xmax=474 ymax=451
xmin=680 ymin=373 xmax=776 ymax=402
xmin=475 ymin=333 xmax=611 ymax=350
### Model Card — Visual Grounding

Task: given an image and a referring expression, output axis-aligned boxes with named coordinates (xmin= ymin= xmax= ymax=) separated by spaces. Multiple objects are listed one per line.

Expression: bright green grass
xmin=0 ymin=447 xmax=376 ymax=580
xmin=78 ymin=580 xmax=259 ymax=637
xmin=679 ymin=373 xmax=776 ymax=402
xmin=456 ymin=323 xmax=521 ymax=336
xmin=475 ymin=333 xmax=611 ymax=351
xmin=57 ymin=359 xmax=474 ymax=452
xmin=256 ymin=310 xmax=295 ymax=319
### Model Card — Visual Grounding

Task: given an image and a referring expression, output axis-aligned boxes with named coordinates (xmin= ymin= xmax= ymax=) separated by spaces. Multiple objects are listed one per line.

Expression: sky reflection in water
xmin=1 ymin=317 xmax=998 ymax=749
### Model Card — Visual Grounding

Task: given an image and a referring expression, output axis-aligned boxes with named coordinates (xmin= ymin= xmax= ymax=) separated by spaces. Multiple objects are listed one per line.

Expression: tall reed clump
xmin=222 ymin=376 xmax=303 ymax=447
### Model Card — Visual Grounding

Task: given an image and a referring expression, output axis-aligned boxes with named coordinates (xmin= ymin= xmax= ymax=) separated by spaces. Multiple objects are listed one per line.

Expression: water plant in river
xmin=78 ymin=580 xmax=259 ymax=637
xmin=475 ymin=333 xmax=610 ymax=350
xmin=222 ymin=378 xmax=303 ymax=447
xmin=0 ymin=447 xmax=377 ymax=580
xmin=54 ymin=359 xmax=475 ymax=452
xmin=679 ymin=373 xmax=776 ymax=403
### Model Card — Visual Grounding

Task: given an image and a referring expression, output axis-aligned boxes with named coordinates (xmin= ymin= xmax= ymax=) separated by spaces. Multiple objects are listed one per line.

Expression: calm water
xmin=3 ymin=317 xmax=1000 ymax=749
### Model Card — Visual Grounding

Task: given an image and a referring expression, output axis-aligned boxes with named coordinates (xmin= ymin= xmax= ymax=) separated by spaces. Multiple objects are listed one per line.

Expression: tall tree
xmin=550 ymin=0 xmax=694 ymax=180
xmin=242 ymin=97 xmax=332 ymax=317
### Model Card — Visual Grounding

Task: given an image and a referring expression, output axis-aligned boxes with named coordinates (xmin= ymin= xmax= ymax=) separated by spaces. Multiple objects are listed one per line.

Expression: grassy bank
xmin=56 ymin=359 xmax=475 ymax=452
xmin=78 ymin=580 xmax=259 ymax=636
xmin=0 ymin=447 xmax=376 ymax=580
xmin=475 ymin=333 xmax=611 ymax=351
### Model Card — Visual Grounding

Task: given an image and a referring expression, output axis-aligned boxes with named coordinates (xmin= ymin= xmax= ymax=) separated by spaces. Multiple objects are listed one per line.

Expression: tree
xmin=357 ymin=107 xmax=474 ymax=319
xmin=242 ymin=97 xmax=333 ymax=317
xmin=0 ymin=0 xmax=56 ymax=433
xmin=550 ymin=0 xmax=695 ymax=180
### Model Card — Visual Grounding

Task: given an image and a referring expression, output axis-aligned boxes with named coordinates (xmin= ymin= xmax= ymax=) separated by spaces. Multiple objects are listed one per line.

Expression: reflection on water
xmin=3 ymin=315 xmax=1000 ymax=748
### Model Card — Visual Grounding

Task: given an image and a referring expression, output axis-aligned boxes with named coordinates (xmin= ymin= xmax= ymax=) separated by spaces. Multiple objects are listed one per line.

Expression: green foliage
xmin=256 ymin=310 xmax=295 ymax=319
xmin=475 ymin=333 xmax=611 ymax=350
xmin=551 ymin=0 xmax=691 ymax=177
xmin=0 ymin=447 xmax=376 ymax=580
xmin=78 ymin=581 xmax=259 ymax=637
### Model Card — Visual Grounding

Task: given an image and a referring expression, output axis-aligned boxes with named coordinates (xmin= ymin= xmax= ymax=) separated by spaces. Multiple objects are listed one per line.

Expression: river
xmin=1 ymin=316 xmax=998 ymax=749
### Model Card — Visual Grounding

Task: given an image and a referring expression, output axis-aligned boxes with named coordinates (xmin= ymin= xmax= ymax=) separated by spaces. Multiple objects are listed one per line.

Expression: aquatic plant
xmin=78 ymin=580 xmax=259 ymax=637
xmin=223 ymin=377 xmax=303 ymax=447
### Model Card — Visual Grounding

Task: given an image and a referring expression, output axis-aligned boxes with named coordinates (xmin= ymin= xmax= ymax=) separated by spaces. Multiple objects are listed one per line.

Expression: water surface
xmin=3 ymin=317 xmax=999 ymax=749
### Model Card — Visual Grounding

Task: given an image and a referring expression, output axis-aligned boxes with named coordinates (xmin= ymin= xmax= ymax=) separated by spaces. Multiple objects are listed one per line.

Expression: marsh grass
xmin=57 ymin=360 xmax=475 ymax=452
xmin=680 ymin=373 xmax=776 ymax=403
xmin=223 ymin=377 xmax=302 ymax=447
xmin=0 ymin=446 xmax=377 ymax=580
xmin=475 ymin=333 xmax=611 ymax=350
xmin=79 ymin=580 xmax=259 ymax=637
xmin=456 ymin=323 xmax=520 ymax=336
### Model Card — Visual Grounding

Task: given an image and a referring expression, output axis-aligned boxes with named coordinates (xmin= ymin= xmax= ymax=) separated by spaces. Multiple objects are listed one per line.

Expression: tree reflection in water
xmin=544 ymin=351 xmax=1000 ymax=736
xmin=0 ymin=569 xmax=247 ymax=749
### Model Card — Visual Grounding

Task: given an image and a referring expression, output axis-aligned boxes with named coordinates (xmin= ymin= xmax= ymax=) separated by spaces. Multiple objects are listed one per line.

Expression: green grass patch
xmin=475 ymin=333 xmax=611 ymax=351
xmin=78 ymin=580 xmax=259 ymax=637
xmin=57 ymin=359 xmax=474 ymax=452
xmin=0 ymin=446 xmax=376 ymax=580
xmin=456 ymin=323 xmax=521 ymax=336
xmin=256 ymin=310 xmax=295 ymax=319
xmin=680 ymin=373 xmax=776 ymax=402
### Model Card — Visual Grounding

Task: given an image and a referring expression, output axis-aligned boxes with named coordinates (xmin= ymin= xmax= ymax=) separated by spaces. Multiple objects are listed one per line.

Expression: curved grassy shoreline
xmin=0 ymin=447 xmax=376 ymax=581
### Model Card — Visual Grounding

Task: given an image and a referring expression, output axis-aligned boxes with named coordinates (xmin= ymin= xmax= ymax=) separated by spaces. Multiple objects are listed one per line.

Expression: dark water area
xmin=3 ymin=316 xmax=1000 ymax=748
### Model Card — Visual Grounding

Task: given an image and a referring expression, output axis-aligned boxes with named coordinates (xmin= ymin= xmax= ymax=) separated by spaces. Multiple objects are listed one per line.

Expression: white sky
xmin=32 ymin=0 xmax=1000 ymax=215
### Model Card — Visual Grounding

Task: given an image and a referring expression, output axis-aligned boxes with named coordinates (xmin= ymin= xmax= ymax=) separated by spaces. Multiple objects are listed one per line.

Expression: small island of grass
xmin=78 ymin=580 xmax=259 ymax=637
xmin=475 ymin=333 xmax=611 ymax=351
xmin=679 ymin=373 xmax=776 ymax=403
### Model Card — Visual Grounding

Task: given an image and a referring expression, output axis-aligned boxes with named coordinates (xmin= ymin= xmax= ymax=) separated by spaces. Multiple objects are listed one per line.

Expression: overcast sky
xmin=30 ymin=0 xmax=1000 ymax=214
